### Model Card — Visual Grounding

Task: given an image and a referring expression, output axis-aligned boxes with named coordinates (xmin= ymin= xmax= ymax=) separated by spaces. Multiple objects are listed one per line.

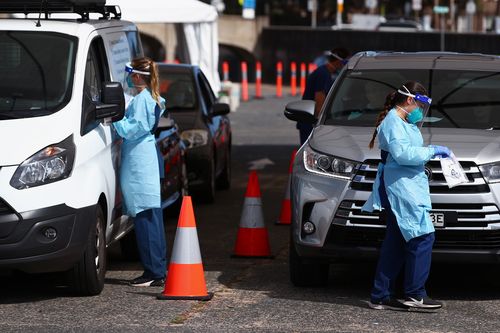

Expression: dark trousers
xmin=371 ymin=172 xmax=435 ymax=302
xmin=134 ymin=208 xmax=167 ymax=279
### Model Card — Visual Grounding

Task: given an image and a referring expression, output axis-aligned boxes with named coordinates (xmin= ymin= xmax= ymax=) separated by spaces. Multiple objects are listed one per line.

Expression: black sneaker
xmin=129 ymin=276 xmax=155 ymax=287
xmin=150 ymin=278 xmax=165 ymax=287
xmin=368 ymin=298 xmax=409 ymax=311
xmin=403 ymin=296 xmax=443 ymax=309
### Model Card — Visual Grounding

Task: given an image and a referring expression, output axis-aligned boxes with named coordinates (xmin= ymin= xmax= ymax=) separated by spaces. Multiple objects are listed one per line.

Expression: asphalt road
xmin=2 ymin=85 xmax=500 ymax=332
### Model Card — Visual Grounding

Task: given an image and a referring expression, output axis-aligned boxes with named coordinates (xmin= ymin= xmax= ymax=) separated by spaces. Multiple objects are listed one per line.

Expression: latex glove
xmin=433 ymin=145 xmax=451 ymax=158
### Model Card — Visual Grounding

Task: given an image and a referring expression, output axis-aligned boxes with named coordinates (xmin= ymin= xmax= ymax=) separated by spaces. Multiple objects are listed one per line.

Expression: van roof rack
xmin=0 ymin=0 xmax=121 ymax=21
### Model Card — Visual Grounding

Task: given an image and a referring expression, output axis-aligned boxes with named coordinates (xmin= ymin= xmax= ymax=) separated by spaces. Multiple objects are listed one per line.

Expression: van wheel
xmin=289 ymin=235 xmax=329 ymax=287
xmin=216 ymin=148 xmax=231 ymax=190
xmin=69 ymin=205 xmax=106 ymax=296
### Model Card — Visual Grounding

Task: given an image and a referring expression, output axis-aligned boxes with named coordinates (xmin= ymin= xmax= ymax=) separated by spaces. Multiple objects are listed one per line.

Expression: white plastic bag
xmin=440 ymin=152 xmax=469 ymax=188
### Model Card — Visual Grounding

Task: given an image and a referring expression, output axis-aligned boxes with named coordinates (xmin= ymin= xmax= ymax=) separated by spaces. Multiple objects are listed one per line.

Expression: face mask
xmin=126 ymin=75 xmax=134 ymax=88
xmin=407 ymin=107 xmax=424 ymax=124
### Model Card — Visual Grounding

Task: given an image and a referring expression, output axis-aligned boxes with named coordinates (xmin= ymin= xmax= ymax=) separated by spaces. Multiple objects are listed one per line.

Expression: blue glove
xmin=432 ymin=145 xmax=451 ymax=158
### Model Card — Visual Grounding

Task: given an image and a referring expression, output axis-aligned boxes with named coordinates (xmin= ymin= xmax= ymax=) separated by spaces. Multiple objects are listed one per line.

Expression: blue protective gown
xmin=114 ymin=89 xmax=165 ymax=217
xmin=362 ymin=109 xmax=435 ymax=241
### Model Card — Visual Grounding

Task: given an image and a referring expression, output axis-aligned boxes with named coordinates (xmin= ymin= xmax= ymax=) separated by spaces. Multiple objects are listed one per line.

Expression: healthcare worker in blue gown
xmin=114 ymin=57 xmax=167 ymax=287
xmin=362 ymin=81 xmax=451 ymax=310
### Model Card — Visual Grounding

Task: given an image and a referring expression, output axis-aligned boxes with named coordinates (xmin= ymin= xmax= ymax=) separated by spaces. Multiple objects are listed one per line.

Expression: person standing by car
xmin=362 ymin=81 xmax=450 ymax=310
xmin=114 ymin=57 xmax=167 ymax=287
xmin=297 ymin=47 xmax=350 ymax=144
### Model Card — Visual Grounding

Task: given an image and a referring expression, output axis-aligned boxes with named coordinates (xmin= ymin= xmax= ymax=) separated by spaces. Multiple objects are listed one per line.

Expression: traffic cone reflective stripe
xmin=276 ymin=149 xmax=297 ymax=225
xmin=158 ymin=196 xmax=213 ymax=301
xmin=233 ymin=171 xmax=273 ymax=258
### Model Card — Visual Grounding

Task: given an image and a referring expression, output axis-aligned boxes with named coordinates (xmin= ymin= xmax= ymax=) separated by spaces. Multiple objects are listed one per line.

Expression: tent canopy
xmin=110 ymin=0 xmax=221 ymax=92
xmin=110 ymin=0 xmax=217 ymax=23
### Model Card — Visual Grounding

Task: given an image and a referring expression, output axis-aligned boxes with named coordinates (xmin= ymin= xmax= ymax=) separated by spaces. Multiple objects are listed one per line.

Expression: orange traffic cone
xmin=276 ymin=149 xmax=297 ymax=225
xmin=233 ymin=170 xmax=273 ymax=258
xmin=157 ymin=196 xmax=213 ymax=301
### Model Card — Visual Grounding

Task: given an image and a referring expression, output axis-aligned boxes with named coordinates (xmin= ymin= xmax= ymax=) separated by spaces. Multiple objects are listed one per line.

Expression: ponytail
xmin=130 ymin=57 xmax=162 ymax=108
xmin=368 ymin=91 xmax=396 ymax=149
xmin=148 ymin=60 xmax=161 ymax=108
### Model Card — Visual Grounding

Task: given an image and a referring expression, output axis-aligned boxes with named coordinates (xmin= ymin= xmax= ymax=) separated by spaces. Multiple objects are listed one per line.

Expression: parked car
xmin=158 ymin=64 xmax=232 ymax=203
xmin=0 ymin=0 xmax=185 ymax=296
xmin=285 ymin=51 xmax=500 ymax=286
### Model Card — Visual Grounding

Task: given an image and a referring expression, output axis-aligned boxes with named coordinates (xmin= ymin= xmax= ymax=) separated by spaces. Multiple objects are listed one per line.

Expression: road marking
xmin=248 ymin=158 xmax=275 ymax=170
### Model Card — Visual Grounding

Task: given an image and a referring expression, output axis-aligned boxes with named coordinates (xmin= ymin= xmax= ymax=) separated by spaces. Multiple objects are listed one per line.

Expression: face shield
xmin=397 ymin=87 xmax=432 ymax=127
xmin=122 ymin=62 xmax=150 ymax=102
xmin=325 ymin=51 xmax=348 ymax=65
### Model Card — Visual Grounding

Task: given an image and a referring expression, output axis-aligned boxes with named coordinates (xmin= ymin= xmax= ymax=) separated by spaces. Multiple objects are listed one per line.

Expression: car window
xmin=0 ymin=31 xmax=77 ymax=119
xmin=198 ymin=72 xmax=215 ymax=111
xmin=323 ymin=68 xmax=500 ymax=129
xmin=81 ymin=37 xmax=108 ymax=135
xmin=159 ymin=71 xmax=197 ymax=110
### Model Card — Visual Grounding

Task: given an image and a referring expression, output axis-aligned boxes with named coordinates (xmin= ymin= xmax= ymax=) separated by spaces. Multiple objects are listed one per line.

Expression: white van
xmin=0 ymin=1 xmax=143 ymax=295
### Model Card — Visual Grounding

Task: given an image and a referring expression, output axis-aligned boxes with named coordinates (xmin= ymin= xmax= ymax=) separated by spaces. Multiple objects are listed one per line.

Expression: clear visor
xmin=397 ymin=89 xmax=432 ymax=127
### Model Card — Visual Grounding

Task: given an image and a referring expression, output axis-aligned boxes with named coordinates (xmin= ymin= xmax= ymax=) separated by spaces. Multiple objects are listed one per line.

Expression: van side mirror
xmin=211 ymin=102 xmax=230 ymax=116
xmin=284 ymin=100 xmax=316 ymax=123
xmin=95 ymin=82 xmax=125 ymax=122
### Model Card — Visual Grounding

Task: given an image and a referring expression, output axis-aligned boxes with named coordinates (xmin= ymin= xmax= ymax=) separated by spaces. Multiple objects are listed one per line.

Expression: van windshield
xmin=324 ymin=69 xmax=500 ymax=129
xmin=0 ymin=31 xmax=77 ymax=120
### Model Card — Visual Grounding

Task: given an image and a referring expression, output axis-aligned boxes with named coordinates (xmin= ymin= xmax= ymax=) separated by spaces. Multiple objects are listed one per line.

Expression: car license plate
xmin=430 ymin=212 xmax=445 ymax=228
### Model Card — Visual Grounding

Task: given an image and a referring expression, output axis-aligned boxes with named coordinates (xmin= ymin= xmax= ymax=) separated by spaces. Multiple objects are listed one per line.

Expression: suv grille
xmin=335 ymin=200 xmax=500 ymax=228
xmin=327 ymin=225 xmax=500 ymax=249
xmin=352 ymin=160 xmax=489 ymax=194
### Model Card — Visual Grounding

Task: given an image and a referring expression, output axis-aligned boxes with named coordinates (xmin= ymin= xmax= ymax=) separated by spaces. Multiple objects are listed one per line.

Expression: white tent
xmin=110 ymin=0 xmax=221 ymax=93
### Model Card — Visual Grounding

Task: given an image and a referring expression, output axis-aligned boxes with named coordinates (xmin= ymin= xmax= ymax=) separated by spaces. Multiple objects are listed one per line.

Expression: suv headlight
xmin=303 ymin=145 xmax=358 ymax=180
xmin=10 ymin=135 xmax=75 ymax=190
xmin=479 ymin=162 xmax=500 ymax=184
xmin=180 ymin=130 xmax=209 ymax=149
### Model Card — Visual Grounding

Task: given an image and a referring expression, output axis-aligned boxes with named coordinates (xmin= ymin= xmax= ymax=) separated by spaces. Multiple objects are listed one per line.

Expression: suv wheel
xmin=289 ymin=234 xmax=329 ymax=287
xmin=69 ymin=205 xmax=106 ymax=295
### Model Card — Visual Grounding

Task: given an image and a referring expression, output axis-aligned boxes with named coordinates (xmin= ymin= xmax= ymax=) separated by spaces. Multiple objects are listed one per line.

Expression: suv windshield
xmin=159 ymin=71 xmax=197 ymax=110
xmin=0 ymin=31 xmax=77 ymax=120
xmin=324 ymin=69 xmax=500 ymax=129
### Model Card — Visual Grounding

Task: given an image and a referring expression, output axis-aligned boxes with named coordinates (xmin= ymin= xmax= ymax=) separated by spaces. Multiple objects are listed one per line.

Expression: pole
xmin=311 ymin=0 xmax=317 ymax=28
xmin=337 ymin=0 xmax=343 ymax=27
xmin=440 ymin=14 xmax=445 ymax=51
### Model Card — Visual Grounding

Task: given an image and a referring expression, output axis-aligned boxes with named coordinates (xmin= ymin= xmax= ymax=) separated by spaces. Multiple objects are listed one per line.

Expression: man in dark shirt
xmin=298 ymin=47 xmax=351 ymax=144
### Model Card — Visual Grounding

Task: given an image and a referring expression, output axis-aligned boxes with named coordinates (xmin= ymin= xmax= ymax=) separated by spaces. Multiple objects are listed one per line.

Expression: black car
xmin=158 ymin=64 xmax=232 ymax=203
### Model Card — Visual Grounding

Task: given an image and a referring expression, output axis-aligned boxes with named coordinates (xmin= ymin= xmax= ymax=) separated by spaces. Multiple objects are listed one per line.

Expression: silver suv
xmin=285 ymin=51 xmax=500 ymax=287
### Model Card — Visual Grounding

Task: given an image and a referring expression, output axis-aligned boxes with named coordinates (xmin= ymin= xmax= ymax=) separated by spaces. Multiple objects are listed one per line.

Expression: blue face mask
xmin=126 ymin=75 xmax=134 ymax=88
xmin=407 ymin=107 xmax=424 ymax=124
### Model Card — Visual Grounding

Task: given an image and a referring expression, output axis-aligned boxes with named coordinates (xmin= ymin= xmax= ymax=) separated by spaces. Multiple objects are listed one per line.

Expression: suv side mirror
xmin=211 ymin=102 xmax=230 ymax=116
xmin=95 ymin=82 xmax=125 ymax=122
xmin=155 ymin=116 xmax=176 ymax=138
xmin=284 ymin=100 xmax=316 ymax=123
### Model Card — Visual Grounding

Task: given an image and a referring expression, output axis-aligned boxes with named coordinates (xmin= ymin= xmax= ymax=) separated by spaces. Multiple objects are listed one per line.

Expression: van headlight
xmin=303 ymin=145 xmax=358 ymax=180
xmin=479 ymin=163 xmax=500 ymax=184
xmin=10 ymin=135 xmax=75 ymax=190
xmin=180 ymin=130 xmax=208 ymax=149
